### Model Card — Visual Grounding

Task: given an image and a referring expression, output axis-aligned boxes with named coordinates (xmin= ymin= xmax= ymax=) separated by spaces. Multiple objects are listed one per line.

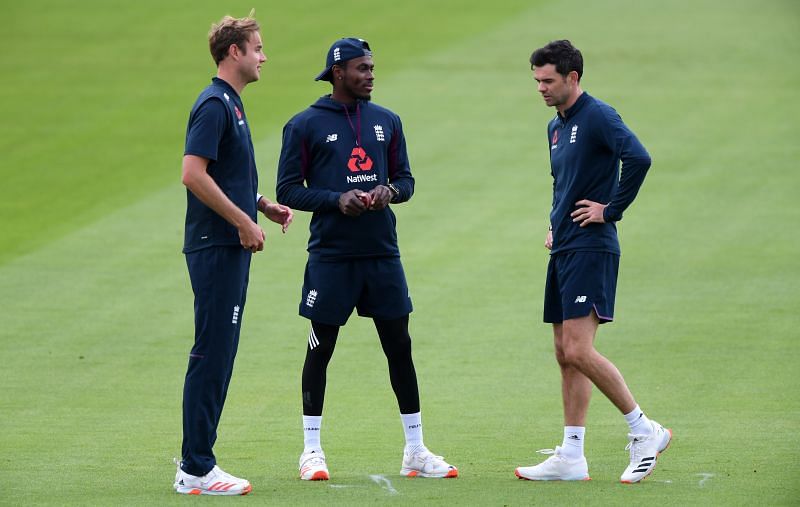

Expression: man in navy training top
xmin=514 ymin=40 xmax=671 ymax=484
xmin=276 ymin=37 xmax=457 ymax=481
xmin=174 ymin=12 xmax=293 ymax=496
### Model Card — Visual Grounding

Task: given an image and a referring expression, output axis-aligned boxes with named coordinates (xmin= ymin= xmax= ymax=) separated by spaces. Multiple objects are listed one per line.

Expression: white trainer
xmin=620 ymin=420 xmax=672 ymax=483
xmin=173 ymin=463 xmax=252 ymax=495
xmin=515 ymin=446 xmax=590 ymax=481
xmin=299 ymin=449 xmax=330 ymax=481
xmin=401 ymin=446 xmax=458 ymax=478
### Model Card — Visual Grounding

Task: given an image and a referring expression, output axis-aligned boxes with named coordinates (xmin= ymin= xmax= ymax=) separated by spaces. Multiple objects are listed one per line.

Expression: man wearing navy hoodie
xmin=276 ymin=38 xmax=457 ymax=481
xmin=515 ymin=40 xmax=671 ymax=484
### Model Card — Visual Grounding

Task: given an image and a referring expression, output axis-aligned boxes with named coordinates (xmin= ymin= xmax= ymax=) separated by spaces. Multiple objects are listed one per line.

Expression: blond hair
xmin=208 ymin=10 xmax=260 ymax=65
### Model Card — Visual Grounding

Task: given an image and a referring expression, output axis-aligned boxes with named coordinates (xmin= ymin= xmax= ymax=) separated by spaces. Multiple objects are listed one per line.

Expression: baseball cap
xmin=314 ymin=38 xmax=372 ymax=82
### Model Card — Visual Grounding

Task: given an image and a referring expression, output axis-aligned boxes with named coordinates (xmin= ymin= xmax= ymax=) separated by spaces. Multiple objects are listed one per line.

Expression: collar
xmin=211 ymin=77 xmax=241 ymax=101
xmin=558 ymin=91 xmax=589 ymax=122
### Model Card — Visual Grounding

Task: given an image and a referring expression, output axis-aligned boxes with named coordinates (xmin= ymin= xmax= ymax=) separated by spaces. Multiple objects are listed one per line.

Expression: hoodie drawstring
xmin=342 ymin=103 xmax=361 ymax=146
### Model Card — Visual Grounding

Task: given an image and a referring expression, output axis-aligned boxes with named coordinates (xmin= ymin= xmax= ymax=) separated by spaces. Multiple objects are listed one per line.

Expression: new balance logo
xmin=326 ymin=133 xmax=338 ymax=143
xmin=374 ymin=124 xmax=385 ymax=141
xmin=308 ymin=326 xmax=320 ymax=350
xmin=306 ymin=289 xmax=317 ymax=308
xmin=231 ymin=305 xmax=240 ymax=324
xmin=574 ymin=296 xmax=587 ymax=303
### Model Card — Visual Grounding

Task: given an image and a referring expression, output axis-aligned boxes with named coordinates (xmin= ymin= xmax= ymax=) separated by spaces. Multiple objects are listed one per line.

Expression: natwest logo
xmin=348 ymin=146 xmax=373 ymax=172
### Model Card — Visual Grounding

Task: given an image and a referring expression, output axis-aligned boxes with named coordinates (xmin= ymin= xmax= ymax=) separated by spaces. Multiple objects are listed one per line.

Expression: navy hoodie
xmin=276 ymin=96 xmax=414 ymax=260
xmin=547 ymin=92 xmax=651 ymax=255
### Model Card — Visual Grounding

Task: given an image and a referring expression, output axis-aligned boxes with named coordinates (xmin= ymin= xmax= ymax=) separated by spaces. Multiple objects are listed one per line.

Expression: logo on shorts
xmin=574 ymin=295 xmax=587 ymax=303
xmin=306 ymin=289 xmax=318 ymax=308
xmin=308 ymin=326 xmax=320 ymax=350
xmin=231 ymin=305 xmax=240 ymax=324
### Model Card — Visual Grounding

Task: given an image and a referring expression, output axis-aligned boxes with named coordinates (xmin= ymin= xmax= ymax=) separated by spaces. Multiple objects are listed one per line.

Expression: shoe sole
xmin=175 ymin=484 xmax=252 ymax=495
xmin=621 ymin=428 xmax=673 ymax=484
xmin=514 ymin=469 xmax=591 ymax=481
xmin=402 ymin=468 xmax=458 ymax=478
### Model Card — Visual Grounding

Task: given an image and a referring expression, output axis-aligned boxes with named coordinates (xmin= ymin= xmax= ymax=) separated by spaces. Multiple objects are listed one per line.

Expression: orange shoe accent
xmin=405 ymin=470 xmax=419 ymax=478
xmin=241 ymin=484 xmax=252 ymax=495
xmin=188 ymin=489 xmax=202 ymax=495
xmin=444 ymin=468 xmax=458 ymax=478
xmin=310 ymin=470 xmax=329 ymax=481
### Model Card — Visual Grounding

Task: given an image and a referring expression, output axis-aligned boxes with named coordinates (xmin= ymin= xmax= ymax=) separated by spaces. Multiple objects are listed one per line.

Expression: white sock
xmin=560 ymin=426 xmax=585 ymax=459
xmin=401 ymin=412 xmax=424 ymax=452
xmin=303 ymin=415 xmax=322 ymax=452
xmin=624 ymin=405 xmax=653 ymax=435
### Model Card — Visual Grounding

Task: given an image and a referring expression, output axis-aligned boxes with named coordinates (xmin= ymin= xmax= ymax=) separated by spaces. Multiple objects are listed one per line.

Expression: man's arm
xmin=572 ymin=109 xmax=651 ymax=227
xmin=276 ymin=121 xmax=341 ymax=212
xmin=602 ymin=111 xmax=651 ymax=223
xmin=182 ymin=154 xmax=264 ymax=252
xmin=382 ymin=116 xmax=415 ymax=204
xmin=256 ymin=194 xmax=293 ymax=233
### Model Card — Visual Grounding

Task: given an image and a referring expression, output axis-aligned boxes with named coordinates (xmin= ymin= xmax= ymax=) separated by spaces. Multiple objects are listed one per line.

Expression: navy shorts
xmin=543 ymin=251 xmax=619 ymax=324
xmin=299 ymin=256 xmax=413 ymax=326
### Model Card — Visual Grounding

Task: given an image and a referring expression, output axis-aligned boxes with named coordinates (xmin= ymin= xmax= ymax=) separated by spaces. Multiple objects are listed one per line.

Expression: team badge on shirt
xmin=234 ymin=106 xmax=244 ymax=126
xmin=551 ymin=130 xmax=559 ymax=150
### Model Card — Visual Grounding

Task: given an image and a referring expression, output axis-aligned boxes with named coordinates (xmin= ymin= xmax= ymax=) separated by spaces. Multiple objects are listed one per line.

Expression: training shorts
xmin=299 ymin=255 xmax=413 ymax=326
xmin=543 ymin=251 xmax=619 ymax=324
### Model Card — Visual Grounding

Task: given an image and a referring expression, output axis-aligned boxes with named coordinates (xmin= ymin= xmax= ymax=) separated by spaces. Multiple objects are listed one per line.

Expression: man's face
xmin=239 ymin=31 xmax=267 ymax=83
xmin=338 ymin=56 xmax=374 ymax=100
xmin=533 ymin=64 xmax=572 ymax=109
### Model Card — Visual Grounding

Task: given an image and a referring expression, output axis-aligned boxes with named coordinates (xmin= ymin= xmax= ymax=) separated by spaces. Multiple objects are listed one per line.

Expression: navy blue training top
xmin=276 ymin=96 xmax=414 ymax=260
xmin=182 ymin=77 xmax=258 ymax=253
xmin=547 ymin=92 xmax=651 ymax=255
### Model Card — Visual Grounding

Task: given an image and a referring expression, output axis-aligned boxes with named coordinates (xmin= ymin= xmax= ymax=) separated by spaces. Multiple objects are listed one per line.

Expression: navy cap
xmin=315 ymin=38 xmax=372 ymax=82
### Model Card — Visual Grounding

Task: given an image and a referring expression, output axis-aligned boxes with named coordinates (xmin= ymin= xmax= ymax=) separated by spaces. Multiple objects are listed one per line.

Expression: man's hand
xmin=239 ymin=220 xmax=265 ymax=253
xmin=262 ymin=202 xmax=294 ymax=233
xmin=367 ymin=185 xmax=392 ymax=210
xmin=571 ymin=199 xmax=607 ymax=227
xmin=545 ymin=229 xmax=553 ymax=250
xmin=338 ymin=189 xmax=370 ymax=216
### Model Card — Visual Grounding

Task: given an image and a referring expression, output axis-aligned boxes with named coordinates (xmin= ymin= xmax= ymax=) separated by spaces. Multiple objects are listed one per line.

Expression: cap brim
xmin=314 ymin=67 xmax=333 ymax=82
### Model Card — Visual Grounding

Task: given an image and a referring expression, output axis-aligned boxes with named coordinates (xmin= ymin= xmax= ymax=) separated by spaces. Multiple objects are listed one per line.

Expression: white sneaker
xmin=515 ymin=446 xmax=590 ymax=481
xmin=173 ymin=463 xmax=252 ymax=495
xmin=299 ymin=449 xmax=329 ymax=481
xmin=620 ymin=420 xmax=672 ymax=483
xmin=401 ymin=446 xmax=458 ymax=478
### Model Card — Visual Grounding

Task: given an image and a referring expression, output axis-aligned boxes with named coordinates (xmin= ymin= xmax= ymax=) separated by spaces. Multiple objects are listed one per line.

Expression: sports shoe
xmin=620 ymin=420 xmax=672 ymax=483
xmin=173 ymin=463 xmax=252 ymax=495
xmin=515 ymin=446 xmax=590 ymax=481
xmin=401 ymin=446 xmax=458 ymax=478
xmin=299 ymin=449 xmax=330 ymax=481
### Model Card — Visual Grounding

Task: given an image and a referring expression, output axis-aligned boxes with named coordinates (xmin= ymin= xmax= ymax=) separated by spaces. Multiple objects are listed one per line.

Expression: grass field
xmin=1 ymin=0 xmax=798 ymax=505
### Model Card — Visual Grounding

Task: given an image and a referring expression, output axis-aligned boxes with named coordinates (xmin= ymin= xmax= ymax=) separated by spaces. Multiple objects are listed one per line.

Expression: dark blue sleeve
xmin=184 ymin=98 xmax=227 ymax=161
xmin=386 ymin=116 xmax=414 ymax=203
xmin=596 ymin=109 xmax=651 ymax=222
xmin=275 ymin=120 xmax=340 ymax=211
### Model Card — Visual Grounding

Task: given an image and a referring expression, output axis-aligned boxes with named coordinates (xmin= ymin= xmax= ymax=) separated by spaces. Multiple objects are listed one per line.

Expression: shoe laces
xmin=409 ymin=447 xmax=447 ymax=467
xmin=535 ymin=446 xmax=566 ymax=461
xmin=301 ymin=451 xmax=326 ymax=468
xmin=625 ymin=434 xmax=650 ymax=462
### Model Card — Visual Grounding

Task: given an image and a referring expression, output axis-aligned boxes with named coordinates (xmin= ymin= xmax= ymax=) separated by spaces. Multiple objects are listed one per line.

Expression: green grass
xmin=1 ymin=0 xmax=798 ymax=505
